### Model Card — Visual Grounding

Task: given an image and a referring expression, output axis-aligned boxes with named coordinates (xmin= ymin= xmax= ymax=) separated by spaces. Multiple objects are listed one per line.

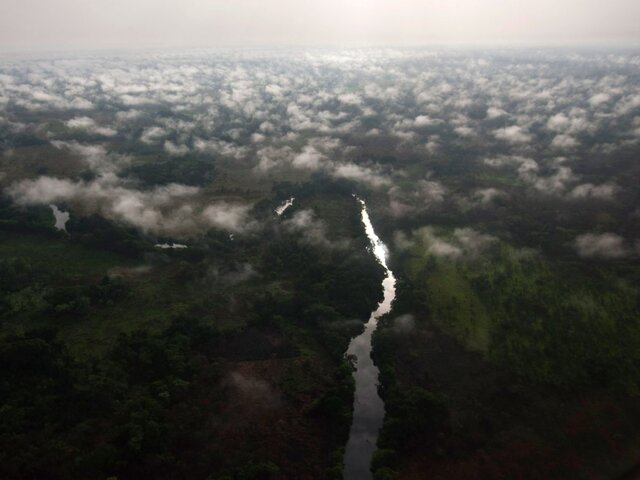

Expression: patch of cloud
xmin=551 ymin=134 xmax=579 ymax=149
xmin=589 ymin=93 xmax=611 ymax=107
xmin=164 ymin=140 xmax=190 ymax=156
xmin=483 ymin=155 xmax=532 ymax=168
xmin=6 ymin=174 xmax=255 ymax=237
xmin=453 ymin=228 xmax=498 ymax=256
xmin=547 ymin=111 xmax=593 ymax=136
xmin=66 ymin=116 xmax=117 ymax=137
xmin=532 ymin=165 xmax=577 ymax=194
xmin=115 ymin=109 xmax=144 ymax=123
xmin=454 ymin=126 xmax=475 ymax=137
xmin=413 ymin=115 xmax=438 ymax=128
xmin=574 ymin=233 xmax=630 ymax=259
xmin=394 ymin=226 xmax=497 ymax=259
xmin=483 ymin=155 xmax=577 ymax=195
xmin=388 ymin=179 xmax=446 ymax=217
xmin=292 ymin=145 xmax=325 ymax=171
xmin=201 ymin=202 xmax=254 ymax=233
xmin=615 ymin=94 xmax=640 ymax=115
xmin=332 ymin=163 xmax=391 ymax=188
xmin=485 ymin=155 xmax=540 ymax=183
xmin=140 ymin=126 xmax=169 ymax=144
xmin=493 ymin=125 xmax=531 ymax=144
xmin=225 ymin=372 xmax=280 ymax=407
xmin=50 ymin=140 xmax=123 ymax=174
xmin=473 ymin=187 xmax=505 ymax=205
xmin=486 ymin=106 xmax=508 ymax=119
xmin=194 ymin=137 xmax=250 ymax=159
xmin=569 ymin=183 xmax=618 ymax=200
xmin=337 ymin=93 xmax=362 ymax=106
xmin=392 ymin=314 xmax=416 ymax=334
xmin=284 ymin=209 xmax=348 ymax=249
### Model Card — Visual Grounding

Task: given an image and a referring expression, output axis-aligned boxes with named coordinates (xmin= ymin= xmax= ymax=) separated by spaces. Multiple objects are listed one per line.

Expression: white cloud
xmin=483 ymin=155 xmax=531 ymax=168
xmin=394 ymin=226 xmax=496 ymax=259
xmin=454 ymin=126 xmax=475 ymax=137
xmin=392 ymin=314 xmax=416 ymax=334
xmin=486 ymin=106 xmax=508 ymax=119
xmin=337 ymin=93 xmax=362 ymax=105
xmin=284 ymin=209 xmax=348 ymax=249
xmin=413 ymin=115 xmax=437 ymax=127
xmin=533 ymin=166 xmax=577 ymax=194
xmin=164 ymin=140 xmax=190 ymax=156
xmin=547 ymin=113 xmax=571 ymax=131
xmin=292 ymin=145 xmax=325 ymax=170
xmin=332 ymin=163 xmax=390 ymax=188
xmin=574 ymin=233 xmax=630 ymax=258
xmin=615 ymin=94 xmax=640 ymax=115
xmin=547 ymin=111 xmax=593 ymax=135
xmin=388 ymin=179 xmax=445 ymax=217
xmin=201 ymin=202 xmax=253 ymax=232
xmin=141 ymin=126 xmax=169 ymax=144
xmin=51 ymin=140 xmax=122 ymax=174
xmin=473 ymin=187 xmax=505 ymax=205
xmin=493 ymin=125 xmax=531 ymax=144
xmin=589 ymin=93 xmax=611 ymax=107
xmin=6 ymin=174 xmax=255 ymax=237
xmin=66 ymin=116 xmax=117 ymax=137
xmin=551 ymin=134 xmax=579 ymax=149
xmin=569 ymin=183 xmax=618 ymax=200
xmin=265 ymin=84 xmax=285 ymax=96
xmin=453 ymin=227 xmax=498 ymax=256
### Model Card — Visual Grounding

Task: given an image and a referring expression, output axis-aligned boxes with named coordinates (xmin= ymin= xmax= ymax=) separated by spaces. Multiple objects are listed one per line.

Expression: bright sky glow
xmin=1 ymin=0 xmax=639 ymax=51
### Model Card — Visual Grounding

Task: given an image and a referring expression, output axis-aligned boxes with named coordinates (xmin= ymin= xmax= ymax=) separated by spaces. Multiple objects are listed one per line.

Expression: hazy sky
xmin=1 ymin=0 xmax=640 ymax=51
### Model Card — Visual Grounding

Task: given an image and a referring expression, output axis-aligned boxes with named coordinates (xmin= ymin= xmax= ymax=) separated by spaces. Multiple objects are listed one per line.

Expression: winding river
xmin=343 ymin=198 xmax=397 ymax=480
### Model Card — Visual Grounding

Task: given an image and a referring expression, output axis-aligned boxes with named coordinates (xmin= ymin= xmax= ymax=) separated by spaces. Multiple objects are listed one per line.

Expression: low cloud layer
xmin=574 ymin=233 xmax=633 ymax=259
xmin=284 ymin=209 xmax=349 ymax=249
xmin=392 ymin=313 xmax=416 ymax=334
xmin=394 ymin=227 xmax=498 ymax=259
xmin=7 ymin=174 xmax=255 ymax=237
xmin=0 ymin=48 xmax=638 ymax=257
xmin=66 ymin=116 xmax=117 ymax=137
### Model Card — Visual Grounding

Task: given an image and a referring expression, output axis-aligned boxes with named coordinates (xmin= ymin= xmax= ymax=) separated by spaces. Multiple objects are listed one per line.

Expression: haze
xmin=1 ymin=0 xmax=640 ymax=51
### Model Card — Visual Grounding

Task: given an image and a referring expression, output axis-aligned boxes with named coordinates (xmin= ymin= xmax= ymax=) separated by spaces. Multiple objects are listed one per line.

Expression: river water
xmin=275 ymin=197 xmax=295 ymax=216
xmin=49 ymin=204 xmax=70 ymax=232
xmin=343 ymin=198 xmax=396 ymax=480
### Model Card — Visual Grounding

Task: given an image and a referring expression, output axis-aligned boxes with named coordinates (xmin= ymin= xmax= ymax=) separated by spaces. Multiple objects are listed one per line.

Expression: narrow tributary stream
xmin=343 ymin=198 xmax=396 ymax=480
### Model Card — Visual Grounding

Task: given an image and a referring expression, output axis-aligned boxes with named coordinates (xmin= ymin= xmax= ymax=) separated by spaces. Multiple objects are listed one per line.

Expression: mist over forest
xmin=1 ymin=46 xmax=640 ymax=479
